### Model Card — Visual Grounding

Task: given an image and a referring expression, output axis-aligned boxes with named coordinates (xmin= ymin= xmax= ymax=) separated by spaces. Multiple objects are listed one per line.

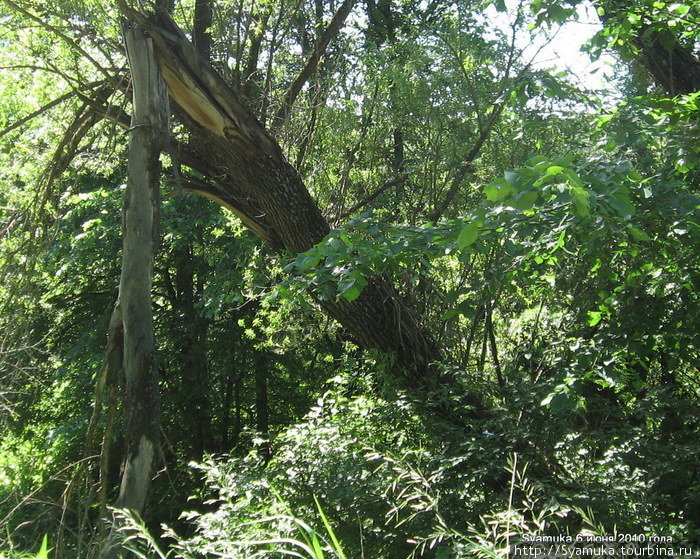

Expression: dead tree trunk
xmin=99 ymin=20 xmax=167 ymax=559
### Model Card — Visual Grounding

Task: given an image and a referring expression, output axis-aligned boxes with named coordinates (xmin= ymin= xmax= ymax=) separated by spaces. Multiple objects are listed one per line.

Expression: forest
xmin=0 ymin=0 xmax=698 ymax=556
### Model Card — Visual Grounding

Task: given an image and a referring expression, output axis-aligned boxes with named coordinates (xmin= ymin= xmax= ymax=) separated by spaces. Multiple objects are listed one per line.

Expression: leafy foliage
xmin=0 ymin=0 xmax=699 ymax=557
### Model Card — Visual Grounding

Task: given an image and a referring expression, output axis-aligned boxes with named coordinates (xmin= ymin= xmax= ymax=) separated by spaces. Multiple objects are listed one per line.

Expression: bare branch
xmin=0 ymin=79 xmax=112 ymax=138
xmin=0 ymin=91 xmax=76 ymax=138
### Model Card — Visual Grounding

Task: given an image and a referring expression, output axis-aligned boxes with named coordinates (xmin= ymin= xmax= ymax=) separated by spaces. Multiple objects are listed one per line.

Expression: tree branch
xmin=1 ymin=0 xmax=113 ymax=80
xmin=271 ymin=0 xmax=357 ymax=130
xmin=335 ymin=176 xmax=405 ymax=222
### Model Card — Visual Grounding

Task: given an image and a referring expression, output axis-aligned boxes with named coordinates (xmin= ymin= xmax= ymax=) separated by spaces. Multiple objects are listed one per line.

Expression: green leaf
xmin=338 ymin=272 xmax=367 ymax=302
xmin=587 ymin=311 xmax=603 ymax=326
xmin=442 ymin=301 xmax=475 ymax=320
xmin=484 ymin=177 xmax=514 ymax=201
xmin=528 ymin=154 xmax=548 ymax=165
xmin=607 ymin=194 xmax=635 ymax=217
xmin=504 ymin=169 xmax=519 ymax=188
xmin=509 ymin=190 xmax=538 ymax=211
xmin=547 ymin=4 xmax=572 ymax=22
xmin=342 ymin=286 xmax=362 ymax=302
xmin=457 ymin=222 xmax=480 ymax=248
xmin=541 ymin=391 xmax=569 ymax=413
xmin=603 ymin=140 xmax=617 ymax=152
xmin=555 ymin=229 xmax=566 ymax=250
xmin=299 ymin=253 xmax=322 ymax=270
xmin=553 ymin=155 xmax=576 ymax=167
xmin=545 ymin=165 xmax=566 ymax=176
xmin=314 ymin=496 xmax=348 ymax=559
xmin=548 ymin=393 xmax=569 ymax=414
xmin=670 ymin=3 xmax=691 ymax=15
xmin=34 ymin=535 xmax=49 ymax=559
xmin=570 ymin=187 xmax=590 ymax=217
xmin=564 ymin=168 xmax=584 ymax=189
xmin=629 ymin=226 xmax=650 ymax=241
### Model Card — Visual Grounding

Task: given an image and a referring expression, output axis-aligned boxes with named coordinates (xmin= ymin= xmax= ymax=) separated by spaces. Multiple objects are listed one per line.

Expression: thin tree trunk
xmin=220 ymin=371 xmax=235 ymax=449
xmin=173 ymin=246 xmax=213 ymax=456
xmin=98 ymin=382 xmax=119 ymax=536
xmin=193 ymin=0 xmax=213 ymax=61
xmin=242 ymin=5 xmax=272 ymax=98
xmin=255 ymin=352 xmax=270 ymax=459
xmin=99 ymin=20 xmax=167 ymax=559
xmin=429 ymin=103 xmax=505 ymax=222
xmin=233 ymin=375 xmax=242 ymax=444
xmin=486 ymin=303 xmax=504 ymax=390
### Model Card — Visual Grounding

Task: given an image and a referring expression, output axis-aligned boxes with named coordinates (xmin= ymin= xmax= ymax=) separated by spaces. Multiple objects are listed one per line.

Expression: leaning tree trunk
xmin=99 ymin=21 xmax=167 ymax=559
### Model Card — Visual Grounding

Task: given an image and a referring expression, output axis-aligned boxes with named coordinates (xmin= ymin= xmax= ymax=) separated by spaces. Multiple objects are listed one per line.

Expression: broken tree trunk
xmin=121 ymin=8 xmax=484 ymax=419
xmin=99 ymin=20 xmax=167 ymax=559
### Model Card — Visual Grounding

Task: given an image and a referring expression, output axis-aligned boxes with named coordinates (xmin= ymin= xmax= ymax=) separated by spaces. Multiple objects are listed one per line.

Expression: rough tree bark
xmin=633 ymin=33 xmax=700 ymax=95
xmin=99 ymin=20 xmax=167 ymax=559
